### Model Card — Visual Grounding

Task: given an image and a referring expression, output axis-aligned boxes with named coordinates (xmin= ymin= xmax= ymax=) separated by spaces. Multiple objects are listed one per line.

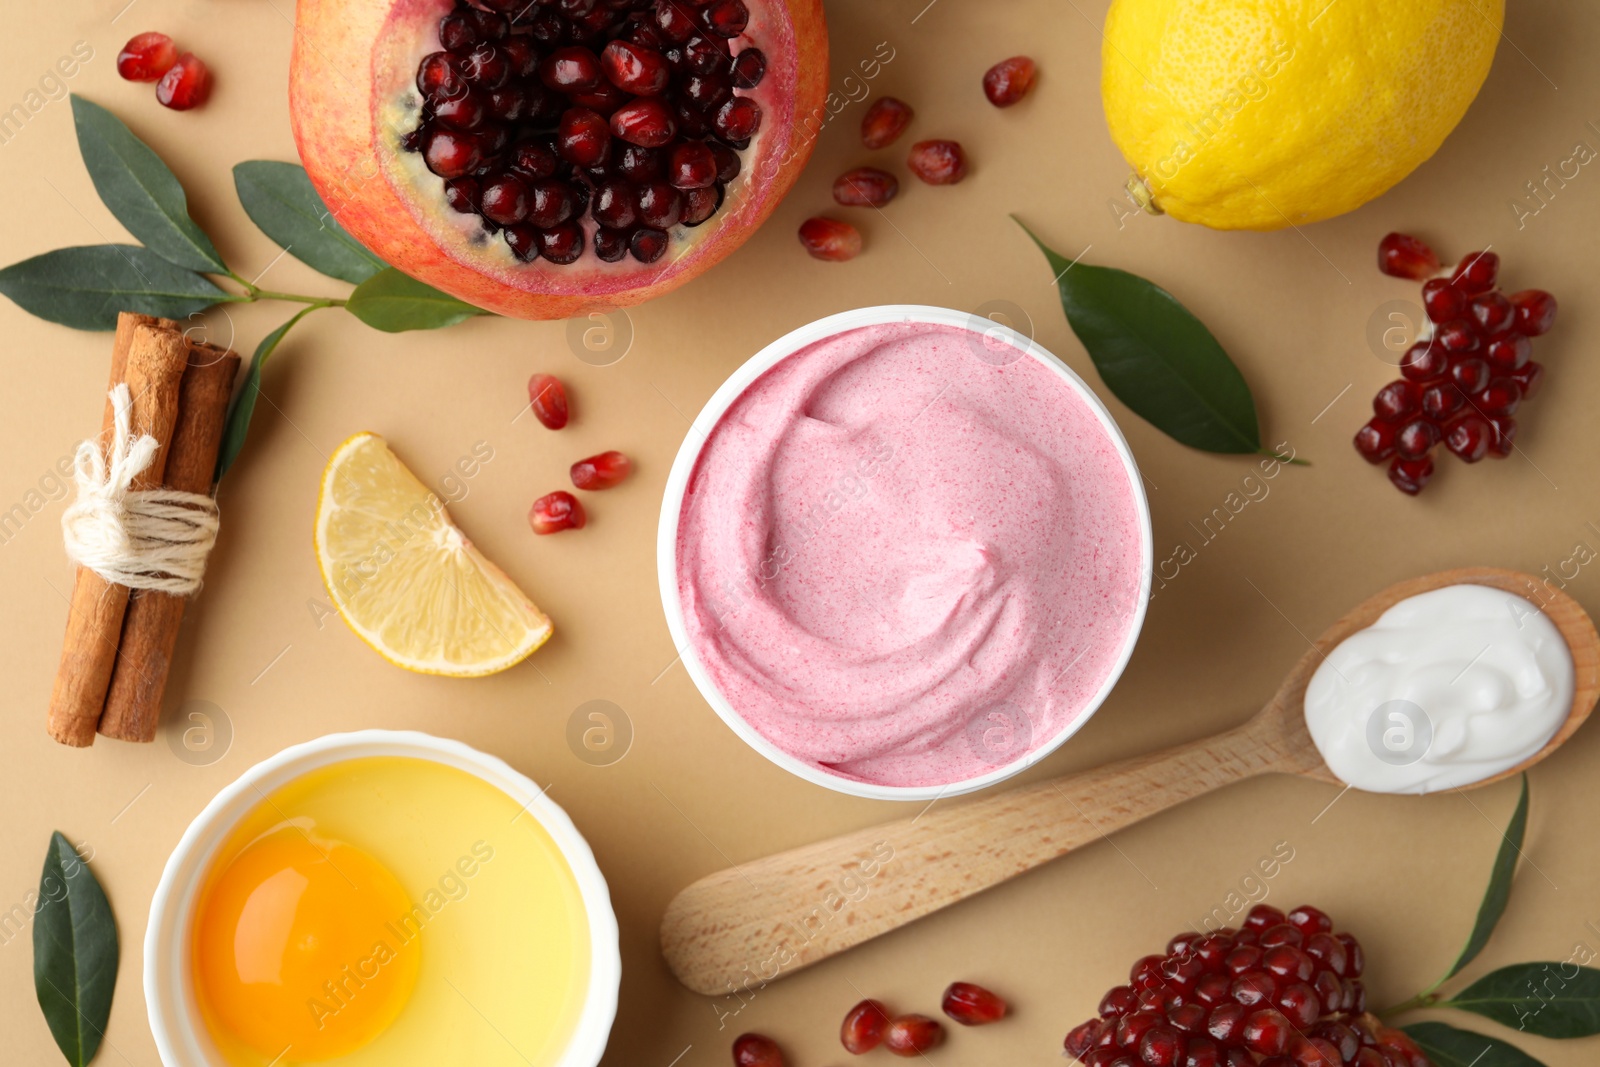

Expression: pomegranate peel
xmin=290 ymin=0 xmax=828 ymax=320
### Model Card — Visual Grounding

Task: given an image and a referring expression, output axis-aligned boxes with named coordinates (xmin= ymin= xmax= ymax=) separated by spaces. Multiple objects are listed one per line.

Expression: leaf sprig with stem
xmin=1378 ymin=776 xmax=1600 ymax=1066
xmin=0 ymin=95 xmax=488 ymax=479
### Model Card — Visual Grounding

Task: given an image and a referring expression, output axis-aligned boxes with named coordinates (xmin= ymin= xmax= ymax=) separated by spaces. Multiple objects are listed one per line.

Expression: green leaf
xmin=1445 ymin=774 xmax=1530 ymax=981
xmin=1403 ymin=1022 xmax=1547 ymax=1067
xmin=345 ymin=268 xmax=486 ymax=332
xmin=1445 ymin=963 xmax=1600 ymax=1038
xmin=1017 ymin=218 xmax=1267 ymax=456
xmin=70 ymin=95 xmax=225 ymax=274
xmin=216 ymin=305 xmax=325 ymax=480
xmin=0 ymin=245 xmax=232 ymax=330
xmin=233 ymin=161 xmax=387 ymax=285
xmin=33 ymin=831 xmax=118 ymax=1067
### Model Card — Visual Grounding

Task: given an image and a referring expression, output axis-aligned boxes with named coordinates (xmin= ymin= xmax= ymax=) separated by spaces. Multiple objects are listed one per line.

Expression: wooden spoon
xmin=661 ymin=567 xmax=1599 ymax=996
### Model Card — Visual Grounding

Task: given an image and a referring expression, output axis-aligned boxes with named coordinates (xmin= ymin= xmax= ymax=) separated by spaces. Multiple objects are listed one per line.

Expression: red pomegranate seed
xmin=682 ymin=185 xmax=723 ymax=225
xmin=611 ymin=97 xmax=677 ymax=146
xmin=1276 ymin=982 xmax=1321 ymax=1028
xmin=1243 ymin=1010 xmax=1293 ymax=1056
xmin=1421 ymin=277 xmax=1464 ymax=322
xmin=527 ymin=180 xmax=576 ymax=228
xmin=668 ymin=142 xmax=719 ymax=189
xmin=1451 ymin=357 xmax=1491 ymax=394
xmin=423 ymin=128 xmax=483 ymax=178
xmin=1399 ymin=341 xmax=1448 ymax=382
xmin=861 ymin=96 xmax=914 ymax=149
xmin=1295 ymin=1036 xmax=1344 ymax=1067
xmin=884 ymin=1014 xmax=945 ymax=1056
xmin=908 ymin=139 xmax=968 ymax=184
xmin=118 ymin=32 xmax=178 ymax=82
xmin=732 ymin=1033 xmax=786 ymax=1067
xmin=539 ymin=45 xmax=603 ymax=92
xmin=434 ymin=90 xmax=487 ymax=130
xmin=1377 ymin=233 xmax=1440 ymax=280
xmin=600 ymin=39 xmax=671 ymax=95
xmin=1065 ymin=1018 xmax=1107 ymax=1058
xmin=504 ymin=225 xmax=540 ymax=262
xmin=1206 ymin=1003 xmax=1247 ymax=1044
xmin=1355 ymin=419 xmax=1398 ymax=464
xmin=1421 ymin=383 xmax=1464 ymax=422
xmin=1263 ymin=946 xmax=1314 ymax=982
xmin=1389 ymin=455 xmax=1434 ymax=494
xmin=1469 ymin=291 xmax=1514 ymax=334
xmin=1476 ymin=379 xmax=1522 ymax=417
xmin=1509 ymin=360 xmax=1544 ymax=400
xmin=983 ymin=56 xmax=1038 ymax=107
xmin=1487 ymin=415 xmax=1518 ymax=457
xmin=732 ymin=48 xmax=767 ymax=88
xmin=156 ymin=53 xmax=211 ymax=110
xmin=842 ymin=999 xmax=891 ymax=1054
xmin=1486 ymin=333 xmax=1531 ymax=372
xmin=833 ymin=166 xmax=899 ymax=208
xmin=702 ymin=0 xmax=750 ymax=38
xmin=1195 ymin=972 xmax=1233 ymax=1005
xmin=1395 ymin=418 xmax=1439 ymax=459
xmin=480 ymin=174 xmax=530 ymax=224
xmin=529 ymin=491 xmax=586 ymax=534
xmin=799 ymin=217 xmax=861 ymax=261
xmin=571 ymin=451 xmax=632 ymax=490
xmin=630 ymin=227 xmax=669 ymax=263
xmin=1232 ymin=971 xmax=1280 ymax=1007
xmin=462 ymin=42 xmax=510 ymax=88
xmin=715 ymin=96 xmax=763 ymax=140
xmin=1139 ymin=1025 xmax=1186 ymax=1067
xmin=1372 ymin=380 xmax=1418 ymax=419
xmin=655 ymin=0 xmax=698 ymax=42
xmin=1434 ymin=319 xmax=1479 ymax=354
xmin=636 ymin=182 xmax=684 ymax=228
xmin=1303 ymin=934 xmax=1349 ymax=977
xmin=538 ymin=222 xmax=584 ymax=264
xmin=528 ymin=373 xmax=570 ymax=429
xmin=594 ymin=228 xmax=629 ymax=262
xmin=556 ymin=107 xmax=611 ymax=165
xmin=1510 ymin=289 xmax=1558 ymax=335
xmin=1100 ymin=985 xmax=1139 ymax=1017
xmin=1446 ymin=414 xmax=1492 ymax=463
xmin=1451 ymin=250 xmax=1499 ymax=293
xmin=941 ymin=981 xmax=1007 ymax=1025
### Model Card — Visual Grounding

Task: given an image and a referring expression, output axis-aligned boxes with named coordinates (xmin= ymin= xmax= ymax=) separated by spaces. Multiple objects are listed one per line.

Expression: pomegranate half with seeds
xmin=290 ymin=0 xmax=828 ymax=320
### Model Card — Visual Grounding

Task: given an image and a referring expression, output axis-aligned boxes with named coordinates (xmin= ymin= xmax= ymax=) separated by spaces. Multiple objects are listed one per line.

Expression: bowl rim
xmin=655 ymin=304 xmax=1155 ymax=802
xmin=143 ymin=729 xmax=621 ymax=1067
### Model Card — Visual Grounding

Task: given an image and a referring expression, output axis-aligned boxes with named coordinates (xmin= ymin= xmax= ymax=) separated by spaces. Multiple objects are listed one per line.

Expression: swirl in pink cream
xmin=675 ymin=322 xmax=1146 ymax=788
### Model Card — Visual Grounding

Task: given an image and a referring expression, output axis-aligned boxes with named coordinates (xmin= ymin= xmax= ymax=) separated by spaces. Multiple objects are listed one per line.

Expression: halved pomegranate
xmin=291 ymin=0 xmax=828 ymax=320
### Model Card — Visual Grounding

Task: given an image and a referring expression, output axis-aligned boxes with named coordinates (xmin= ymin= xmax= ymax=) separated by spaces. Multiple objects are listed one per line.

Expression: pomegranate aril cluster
xmin=1063 ymin=904 xmax=1435 ymax=1067
xmin=523 ymin=373 xmax=631 ymax=536
xmin=1357 ymin=233 xmax=1557 ymax=495
xmin=117 ymin=32 xmax=211 ymax=110
xmin=410 ymin=0 xmax=768 ymax=267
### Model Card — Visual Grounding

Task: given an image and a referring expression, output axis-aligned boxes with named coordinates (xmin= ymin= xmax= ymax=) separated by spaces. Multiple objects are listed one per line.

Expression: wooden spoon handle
xmin=662 ymin=717 xmax=1295 ymax=995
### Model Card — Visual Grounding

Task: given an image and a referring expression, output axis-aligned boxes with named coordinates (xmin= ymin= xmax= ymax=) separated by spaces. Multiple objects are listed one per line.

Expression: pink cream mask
xmin=665 ymin=310 xmax=1151 ymax=795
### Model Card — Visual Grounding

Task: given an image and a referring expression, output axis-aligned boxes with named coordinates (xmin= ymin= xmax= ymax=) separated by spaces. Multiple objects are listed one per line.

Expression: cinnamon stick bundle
xmin=47 ymin=314 xmax=240 ymax=747
xmin=100 ymin=339 xmax=240 ymax=742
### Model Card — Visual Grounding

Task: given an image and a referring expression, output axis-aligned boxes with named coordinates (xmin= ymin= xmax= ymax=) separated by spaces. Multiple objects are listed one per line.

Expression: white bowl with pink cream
xmin=658 ymin=305 xmax=1153 ymax=801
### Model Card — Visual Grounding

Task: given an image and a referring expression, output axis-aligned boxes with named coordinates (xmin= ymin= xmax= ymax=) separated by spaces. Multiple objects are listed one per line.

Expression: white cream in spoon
xmin=1304 ymin=585 xmax=1573 ymax=794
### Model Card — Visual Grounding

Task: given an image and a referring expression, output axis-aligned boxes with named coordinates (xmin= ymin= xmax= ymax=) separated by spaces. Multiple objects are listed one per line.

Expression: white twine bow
xmin=61 ymin=384 xmax=220 ymax=596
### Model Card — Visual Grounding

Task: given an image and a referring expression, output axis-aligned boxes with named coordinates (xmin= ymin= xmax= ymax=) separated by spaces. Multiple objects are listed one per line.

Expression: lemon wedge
xmin=314 ymin=432 xmax=551 ymax=676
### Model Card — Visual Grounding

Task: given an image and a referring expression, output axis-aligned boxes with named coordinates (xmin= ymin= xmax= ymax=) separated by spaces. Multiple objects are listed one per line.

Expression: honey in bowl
xmin=189 ymin=757 xmax=590 ymax=1066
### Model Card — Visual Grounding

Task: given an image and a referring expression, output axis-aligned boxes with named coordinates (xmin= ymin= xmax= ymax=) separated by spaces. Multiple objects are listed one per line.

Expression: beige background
xmin=3 ymin=0 xmax=1600 ymax=1064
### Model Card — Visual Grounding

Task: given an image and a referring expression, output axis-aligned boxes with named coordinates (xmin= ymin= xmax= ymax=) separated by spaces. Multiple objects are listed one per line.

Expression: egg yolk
xmin=194 ymin=827 xmax=421 ymax=1062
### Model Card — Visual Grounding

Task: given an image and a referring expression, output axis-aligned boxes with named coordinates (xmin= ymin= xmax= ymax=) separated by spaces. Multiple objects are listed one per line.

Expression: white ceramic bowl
xmin=145 ymin=730 xmax=620 ymax=1067
xmin=657 ymin=305 xmax=1154 ymax=802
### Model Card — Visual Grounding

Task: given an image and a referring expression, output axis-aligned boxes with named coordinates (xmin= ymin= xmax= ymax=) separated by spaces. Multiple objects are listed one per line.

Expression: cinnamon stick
xmin=99 ymin=339 xmax=240 ymax=743
xmin=46 ymin=323 xmax=189 ymax=747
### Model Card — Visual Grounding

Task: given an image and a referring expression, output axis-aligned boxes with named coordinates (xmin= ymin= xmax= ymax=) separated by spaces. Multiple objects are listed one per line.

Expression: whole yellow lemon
xmin=1101 ymin=0 xmax=1503 ymax=230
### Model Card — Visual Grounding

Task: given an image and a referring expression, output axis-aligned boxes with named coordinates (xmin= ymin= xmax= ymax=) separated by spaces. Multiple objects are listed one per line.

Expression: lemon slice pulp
xmin=314 ymin=432 xmax=552 ymax=676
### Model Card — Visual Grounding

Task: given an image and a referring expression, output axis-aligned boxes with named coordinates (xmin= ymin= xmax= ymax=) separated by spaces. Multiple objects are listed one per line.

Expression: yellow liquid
xmin=191 ymin=757 xmax=591 ymax=1067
